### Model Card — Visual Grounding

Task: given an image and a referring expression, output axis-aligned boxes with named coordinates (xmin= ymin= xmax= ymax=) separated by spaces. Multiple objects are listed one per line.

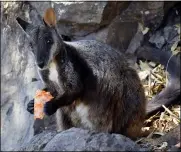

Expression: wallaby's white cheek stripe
xmin=49 ymin=61 xmax=64 ymax=93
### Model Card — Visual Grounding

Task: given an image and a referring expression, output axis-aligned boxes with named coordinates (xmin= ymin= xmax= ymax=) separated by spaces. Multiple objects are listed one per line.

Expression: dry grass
xmin=138 ymin=62 xmax=180 ymax=134
xmin=136 ymin=23 xmax=180 ymax=150
xmin=136 ymin=61 xmax=180 ymax=150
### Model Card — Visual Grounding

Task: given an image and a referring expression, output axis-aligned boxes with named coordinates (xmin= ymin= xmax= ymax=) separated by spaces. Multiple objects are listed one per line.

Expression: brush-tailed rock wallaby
xmin=16 ymin=8 xmax=146 ymax=139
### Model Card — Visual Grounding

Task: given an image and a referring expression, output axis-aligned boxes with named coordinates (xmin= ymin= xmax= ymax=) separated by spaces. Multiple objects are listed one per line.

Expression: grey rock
xmin=151 ymin=125 xmax=180 ymax=149
xmin=148 ymin=2 xmax=180 ymax=52
xmin=18 ymin=130 xmax=57 ymax=151
xmin=149 ymin=23 xmax=179 ymax=51
xmin=106 ymin=18 xmax=138 ymax=53
xmin=16 ymin=128 xmax=147 ymax=151
xmin=30 ymin=1 xmax=124 ymax=38
xmin=149 ymin=33 xmax=166 ymax=49
xmin=53 ymin=2 xmax=107 ymax=24
xmin=55 ymin=1 xmax=125 ymax=38
xmin=52 ymin=1 xmax=127 ymax=25
xmin=1 ymin=2 xmax=43 ymax=151
xmin=105 ymin=1 xmax=164 ymax=53
xmin=120 ymin=2 xmax=164 ymax=30
xmin=74 ymin=26 xmax=109 ymax=44
xmin=126 ymin=29 xmax=144 ymax=54
xmin=29 ymin=1 xmax=51 ymax=18
xmin=43 ymin=128 xmax=146 ymax=151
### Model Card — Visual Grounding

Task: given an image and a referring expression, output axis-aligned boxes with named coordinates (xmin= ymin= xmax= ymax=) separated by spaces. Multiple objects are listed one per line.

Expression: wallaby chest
xmin=62 ymin=100 xmax=111 ymax=132
xmin=49 ymin=61 xmax=59 ymax=84
xmin=63 ymin=100 xmax=94 ymax=130
xmin=74 ymin=103 xmax=93 ymax=129
xmin=46 ymin=61 xmax=64 ymax=94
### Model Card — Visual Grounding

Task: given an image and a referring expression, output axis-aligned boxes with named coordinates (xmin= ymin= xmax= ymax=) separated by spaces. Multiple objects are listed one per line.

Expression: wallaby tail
xmin=135 ymin=44 xmax=180 ymax=116
xmin=136 ymin=45 xmax=180 ymax=78
xmin=146 ymin=78 xmax=180 ymax=115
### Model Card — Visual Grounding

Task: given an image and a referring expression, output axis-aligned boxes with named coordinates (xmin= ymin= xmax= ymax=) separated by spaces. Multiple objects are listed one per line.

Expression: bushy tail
xmin=136 ymin=44 xmax=180 ymax=116
xmin=136 ymin=45 xmax=180 ymax=78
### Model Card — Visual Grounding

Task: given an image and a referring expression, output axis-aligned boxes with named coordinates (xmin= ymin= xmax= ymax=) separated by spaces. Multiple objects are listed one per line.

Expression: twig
xmin=159 ymin=112 xmax=165 ymax=121
xmin=148 ymin=70 xmax=152 ymax=96
xmin=146 ymin=128 xmax=155 ymax=138
xmin=165 ymin=54 xmax=175 ymax=87
xmin=135 ymin=137 xmax=144 ymax=143
xmin=162 ymin=105 xmax=180 ymax=121
xmin=151 ymin=72 xmax=163 ymax=81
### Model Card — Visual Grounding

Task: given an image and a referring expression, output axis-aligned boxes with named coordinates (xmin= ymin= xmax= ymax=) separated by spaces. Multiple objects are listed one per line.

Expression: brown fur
xmin=55 ymin=63 xmax=146 ymax=140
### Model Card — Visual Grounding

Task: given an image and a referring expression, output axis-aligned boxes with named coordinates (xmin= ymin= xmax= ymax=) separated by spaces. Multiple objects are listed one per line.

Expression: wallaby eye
xmin=46 ymin=39 xmax=53 ymax=44
xmin=61 ymin=59 xmax=64 ymax=63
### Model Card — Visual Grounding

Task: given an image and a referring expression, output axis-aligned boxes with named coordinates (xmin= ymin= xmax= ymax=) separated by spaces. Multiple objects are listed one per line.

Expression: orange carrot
xmin=34 ymin=90 xmax=54 ymax=120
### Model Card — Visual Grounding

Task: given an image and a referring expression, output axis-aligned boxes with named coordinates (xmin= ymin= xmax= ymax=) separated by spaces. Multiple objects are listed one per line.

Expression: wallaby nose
xmin=38 ymin=62 xmax=45 ymax=69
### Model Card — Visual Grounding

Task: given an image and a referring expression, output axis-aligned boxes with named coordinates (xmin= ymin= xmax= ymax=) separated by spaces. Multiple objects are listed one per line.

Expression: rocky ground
xmin=1 ymin=1 xmax=180 ymax=151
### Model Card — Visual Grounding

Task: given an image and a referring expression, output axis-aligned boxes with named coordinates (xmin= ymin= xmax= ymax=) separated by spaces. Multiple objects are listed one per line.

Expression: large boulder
xmin=29 ymin=1 xmax=126 ymax=38
xmin=19 ymin=128 xmax=147 ymax=151
xmin=106 ymin=1 xmax=164 ymax=53
xmin=17 ymin=130 xmax=57 ymax=151
xmin=1 ymin=2 xmax=44 ymax=151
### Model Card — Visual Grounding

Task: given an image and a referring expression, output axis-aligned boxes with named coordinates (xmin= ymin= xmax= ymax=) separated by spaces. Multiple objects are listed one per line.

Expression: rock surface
xmin=18 ymin=130 xmax=57 ymax=151
xmin=1 ymin=2 xmax=43 ymax=151
xmin=1 ymin=1 xmax=180 ymax=151
xmin=18 ymin=128 xmax=147 ymax=151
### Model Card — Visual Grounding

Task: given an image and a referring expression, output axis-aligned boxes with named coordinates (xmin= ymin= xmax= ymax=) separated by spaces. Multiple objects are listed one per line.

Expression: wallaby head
xmin=16 ymin=8 xmax=63 ymax=70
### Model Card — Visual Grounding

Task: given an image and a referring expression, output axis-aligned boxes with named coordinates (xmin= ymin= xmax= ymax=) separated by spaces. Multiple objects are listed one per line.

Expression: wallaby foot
xmin=126 ymin=119 xmax=144 ymax=140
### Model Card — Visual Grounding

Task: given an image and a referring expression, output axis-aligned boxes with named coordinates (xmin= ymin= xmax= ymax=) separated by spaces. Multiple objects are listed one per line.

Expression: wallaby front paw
xmin=27 ymin=99 xmax=34 ymax=114
xmin=43 ymin=101 xmax=57 ymax=116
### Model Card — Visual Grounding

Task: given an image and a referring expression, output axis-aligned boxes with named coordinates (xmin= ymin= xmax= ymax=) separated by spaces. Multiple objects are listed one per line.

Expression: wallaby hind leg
xmin=125 ymin=116 xmax=145 ymax=140
xmin=56 ymin=108 xmax=73 ymax=132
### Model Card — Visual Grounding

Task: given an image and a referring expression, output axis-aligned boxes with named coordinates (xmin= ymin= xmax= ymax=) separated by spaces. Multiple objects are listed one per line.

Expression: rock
xmin=149 ymin=25 xmax=179 ymax=51
xmin=74 ymin=26 xmax=109 ymax=43
xmin=161 ymin=2 xmax=180 ymax=28
xmin=17 ymin=128 xmax=147 ymax=151
xmin=28 ymin=1 xmax=51 ymax=18
xmin=151 ymin=125 xmax=180 ymax=149
xmin=149 ymin=11 xmax=180 ymax=51
xmin=1 ymin=2 xmax=44 ymax=151
xmin=18 ymin=130 xmax=57 ymax=151
xmin=53 ymin=2 xmax=107 ymax=24
xmin=106 ymin=1 xmax=164 ymax=53
xmin=149 ymin=33 xmax=166 ymax=49
xmin=126 ymin=25 xmax=144 ymax=54
xmin=106 ymin=17 xmax=138 ymax=53
xmin=29 ymin=1 xmax=125 ymax=38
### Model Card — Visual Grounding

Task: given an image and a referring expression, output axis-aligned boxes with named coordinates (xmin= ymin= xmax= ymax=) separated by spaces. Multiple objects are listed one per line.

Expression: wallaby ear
xmin=43 ymin=8 xmax=57 ymax=27
xmin=16 ymin=17 xmax=34 ymax=36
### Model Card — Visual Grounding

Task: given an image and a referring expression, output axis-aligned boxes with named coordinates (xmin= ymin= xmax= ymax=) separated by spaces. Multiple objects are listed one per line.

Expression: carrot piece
xmin=34 ymin=90 xmax=54 ymax=120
